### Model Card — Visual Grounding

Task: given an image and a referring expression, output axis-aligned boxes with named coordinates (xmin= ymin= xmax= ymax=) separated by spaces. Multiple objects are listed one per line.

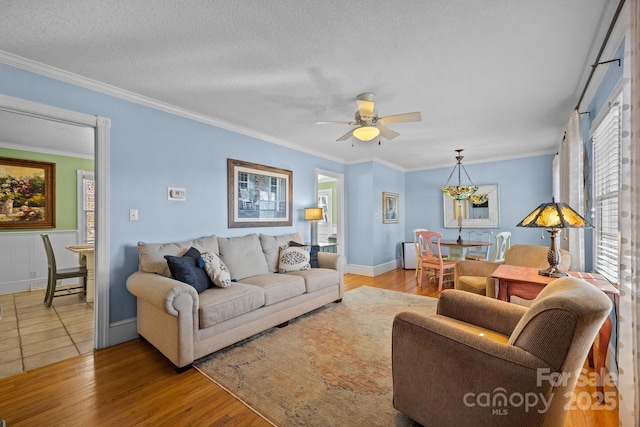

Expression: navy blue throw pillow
xmin=289 ymin=241 xmax=319 ymax=268
xmin=164 ymin=247 xmax=211 ymax=293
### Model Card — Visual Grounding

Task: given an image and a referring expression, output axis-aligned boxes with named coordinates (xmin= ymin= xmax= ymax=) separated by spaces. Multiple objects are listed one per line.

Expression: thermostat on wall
xmin=168 ymin=187 xmax=186 ymax=201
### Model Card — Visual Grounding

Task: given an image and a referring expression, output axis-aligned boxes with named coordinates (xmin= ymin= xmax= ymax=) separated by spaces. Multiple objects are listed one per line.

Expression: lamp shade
xmin=304 ymin=207 xmax=323 ymax=221
xmin=516 ymin=198 xmax=592 ymax=229
xmin=516 ymin=198 xmax=591 ymax=278
xmin=441 ymin=149 xmax=478 ymax=200
xmin=442 ymin=185 xmax=478 ymax=200
xmin=353 ymin=126 xmax=380 ymax=141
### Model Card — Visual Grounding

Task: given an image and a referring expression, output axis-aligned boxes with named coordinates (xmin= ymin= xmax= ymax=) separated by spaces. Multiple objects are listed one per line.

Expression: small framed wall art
xmin=382 ymin=192 xmax=399 ymax=223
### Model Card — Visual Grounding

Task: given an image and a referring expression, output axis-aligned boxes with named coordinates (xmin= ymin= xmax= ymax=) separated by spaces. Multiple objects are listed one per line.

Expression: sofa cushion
xmin=199 ymin=252 xmax=231 ymax=288
xmin=289 ymin=240 xmax=319 ymax=268
xmin=285 ymin=268 xmax=339 ymax=293
xmin=259 ymin=232 xmax=304 ymax=272
xmin=278 ymin=246 xmax=311 ymax=273
xmin=238 ymin=273 xmax=306 ymax=306
xmin=138 ymin=235 xmax=219 ymax=277
xmin=198 ymin=284 xmax=265 ymax=328
xmin=164 ymin=249 xmax=211 ymax=293
xmin=218 ymin=234 xmax=270 ymax=280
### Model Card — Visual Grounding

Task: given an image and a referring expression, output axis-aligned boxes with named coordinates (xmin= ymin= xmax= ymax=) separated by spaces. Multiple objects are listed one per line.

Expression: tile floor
xmin=0 ymin=288 xmax=94 ymax=380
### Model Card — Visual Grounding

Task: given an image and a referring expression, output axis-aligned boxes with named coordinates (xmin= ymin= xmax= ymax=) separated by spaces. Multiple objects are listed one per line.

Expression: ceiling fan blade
xmin=378 ymin=112 xmax=422 ymax=125
xmin=378 ymin=125 xmax=400 ymax=140
xmin=336 ymin=129 xmax=355 ymax=141
xmin=315 ymin=120 xmax=356 ymax=125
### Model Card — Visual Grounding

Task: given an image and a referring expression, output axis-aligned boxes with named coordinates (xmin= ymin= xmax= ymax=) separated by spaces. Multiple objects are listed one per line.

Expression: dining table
xmin=65 ymin=244 xmax=95 ymax=303
xmin=439 ymin=240 xmax=492 ymax=261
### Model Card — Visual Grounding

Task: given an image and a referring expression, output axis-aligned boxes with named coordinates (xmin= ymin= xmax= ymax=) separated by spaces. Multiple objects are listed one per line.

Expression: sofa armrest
xmin=317 ymin=251 xmax=345 ymax=271
xmin=126 ymin=271 xmax=199 ymax=318
xmin=437 ymin=289 xmax=527 ymax=337
xmin=317 ymin=252 xmax=346 ymax=296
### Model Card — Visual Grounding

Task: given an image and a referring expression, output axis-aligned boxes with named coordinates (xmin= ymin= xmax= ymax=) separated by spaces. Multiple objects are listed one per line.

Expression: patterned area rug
xmin=194 ymin=286 xmax=438 ymax=426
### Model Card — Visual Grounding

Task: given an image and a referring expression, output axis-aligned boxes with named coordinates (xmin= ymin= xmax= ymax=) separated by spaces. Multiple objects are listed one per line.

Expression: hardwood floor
xmin=0 ymin=269 xmax=618 ymax=426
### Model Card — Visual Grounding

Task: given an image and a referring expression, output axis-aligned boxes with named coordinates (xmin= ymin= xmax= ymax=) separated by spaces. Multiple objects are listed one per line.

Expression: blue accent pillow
xmin=289 ymin=241 xmax=319 ymax=268
xmin=164 ymin=247 xmax=211 ymax=293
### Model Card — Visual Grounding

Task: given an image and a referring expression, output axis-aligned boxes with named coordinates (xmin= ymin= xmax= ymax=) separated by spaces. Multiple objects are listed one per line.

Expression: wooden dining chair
xmin=465 ymin=230 xmax=493 ymax=260
xmin=412 ymin=228 xmax=428 ymax=278
xmin=41 ymin=234 xmax=87 ymax=307
xmin=490 ymin=231 xmax=511 ymax=262
xmin=416 ymin=230 xmax=457 ymax=291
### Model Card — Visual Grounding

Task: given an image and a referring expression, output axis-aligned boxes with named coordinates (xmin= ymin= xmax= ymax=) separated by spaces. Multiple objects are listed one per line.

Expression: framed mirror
xmin=443 ymin=184 xmax=499 ymax=228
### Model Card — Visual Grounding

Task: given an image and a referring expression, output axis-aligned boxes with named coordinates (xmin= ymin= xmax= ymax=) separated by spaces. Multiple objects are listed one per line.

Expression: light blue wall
xmin=345 ymin=162 xmax=374 ymax=266
xmin=1 ymin=60 xmax=565 ymax=326
xmin=0 ymin=63 xmax=346 ymax=323
xmin=372 ymin=163 xmax=405 ymax=265
xmin=405 ymin=155 xmax=556 ymax=248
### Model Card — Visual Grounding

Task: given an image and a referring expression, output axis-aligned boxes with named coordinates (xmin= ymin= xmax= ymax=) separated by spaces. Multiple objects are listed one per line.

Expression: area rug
xmin=194 ymin=286 xmax=438 ymax=426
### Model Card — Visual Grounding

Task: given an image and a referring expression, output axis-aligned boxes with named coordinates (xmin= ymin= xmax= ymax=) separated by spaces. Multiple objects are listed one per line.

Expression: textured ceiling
xmin=0 ymin=0 xmax=613 ymax=170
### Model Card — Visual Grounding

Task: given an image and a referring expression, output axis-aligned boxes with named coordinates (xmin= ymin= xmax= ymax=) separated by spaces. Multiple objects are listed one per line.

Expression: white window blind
xmin=592 ymin=99 xmax=621 ymax=283
xmin=77 ymin=171 xmax=95 ymax=245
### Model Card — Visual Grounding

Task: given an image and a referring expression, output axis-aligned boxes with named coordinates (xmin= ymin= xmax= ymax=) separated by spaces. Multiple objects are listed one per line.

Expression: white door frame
xmin=0 ymin=94 xmax=111 ymax=349
xmin=315 ymin=168 xmax=345 ymax=256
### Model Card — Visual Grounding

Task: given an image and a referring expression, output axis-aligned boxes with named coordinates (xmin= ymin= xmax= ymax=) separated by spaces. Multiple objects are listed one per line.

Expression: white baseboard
xmin=106 ymin=318 xmax=139 ymax=348
xmin=0 ymin=278 xmax=47 ymax=295
xmin=346 ymin=259 xmax=401 ymax=277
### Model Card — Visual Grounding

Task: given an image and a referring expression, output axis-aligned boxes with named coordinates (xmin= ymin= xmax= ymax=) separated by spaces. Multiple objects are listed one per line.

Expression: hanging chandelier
xmin=442 ymin=149 xmax=478 ymax=200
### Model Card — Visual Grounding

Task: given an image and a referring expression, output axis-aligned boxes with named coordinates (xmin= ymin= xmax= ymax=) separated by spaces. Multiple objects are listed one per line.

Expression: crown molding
xmin=0 ymin=50 xmax=352 ymax=166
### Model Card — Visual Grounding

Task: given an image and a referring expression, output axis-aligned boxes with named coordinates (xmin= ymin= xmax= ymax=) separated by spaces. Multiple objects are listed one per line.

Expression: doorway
xmin=315 ymin=169 xmax=345 ymax=255
xmin=0 ymin=94 xmax=110 ymax=351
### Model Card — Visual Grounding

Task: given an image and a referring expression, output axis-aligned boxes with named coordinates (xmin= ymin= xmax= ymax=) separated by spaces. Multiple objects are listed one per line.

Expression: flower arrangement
xmin=15 ymin=203 xmax=42 ymax=221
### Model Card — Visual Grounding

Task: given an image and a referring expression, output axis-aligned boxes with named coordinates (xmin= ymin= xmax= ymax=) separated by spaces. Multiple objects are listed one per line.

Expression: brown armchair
xmin=454 ymin=244 xmax=572 ymax=297
xmin=392 ymin=277 xmax=612 ymax=427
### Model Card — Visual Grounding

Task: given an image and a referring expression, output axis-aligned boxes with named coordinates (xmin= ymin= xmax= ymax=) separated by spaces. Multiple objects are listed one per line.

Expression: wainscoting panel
xmin=0 ymin=230 xmax=81 ymax=294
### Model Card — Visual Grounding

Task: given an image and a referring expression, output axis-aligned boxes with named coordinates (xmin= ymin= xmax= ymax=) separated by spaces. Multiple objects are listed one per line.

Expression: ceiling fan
xmin=316 ymin=92 xmax=422 ymax=144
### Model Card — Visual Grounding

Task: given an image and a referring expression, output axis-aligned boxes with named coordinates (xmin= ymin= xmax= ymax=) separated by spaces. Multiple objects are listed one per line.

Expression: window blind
xmin=592 ymin=100 xmax=621 ymax=283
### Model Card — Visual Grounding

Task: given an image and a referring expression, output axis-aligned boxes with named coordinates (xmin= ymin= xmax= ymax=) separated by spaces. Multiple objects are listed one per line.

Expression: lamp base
xmin=310 ymin=221 xmax=318 ymax=245
xmin=538 ymin=267 xmax=568 ymax=278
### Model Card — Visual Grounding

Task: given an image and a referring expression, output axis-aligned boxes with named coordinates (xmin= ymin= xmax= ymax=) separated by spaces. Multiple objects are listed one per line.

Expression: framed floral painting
xmin=0 ymin=157 xmax=55 ymax=229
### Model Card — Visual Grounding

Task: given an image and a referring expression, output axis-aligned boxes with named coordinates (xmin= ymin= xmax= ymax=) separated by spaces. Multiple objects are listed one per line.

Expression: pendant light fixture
xmin=442 ymin=149 xmax=478 ymax=243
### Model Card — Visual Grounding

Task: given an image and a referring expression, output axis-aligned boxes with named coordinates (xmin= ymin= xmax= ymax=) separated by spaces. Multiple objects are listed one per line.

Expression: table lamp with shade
xmin=516 ymin=198 xmax=592 ymax=277
xmin=305 ymin=207 xmax=323 ymax=245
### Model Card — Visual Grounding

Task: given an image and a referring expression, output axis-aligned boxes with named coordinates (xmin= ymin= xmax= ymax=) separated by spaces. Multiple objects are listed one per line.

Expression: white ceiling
xmin=0 ymin=0 xmax=615 ymax=170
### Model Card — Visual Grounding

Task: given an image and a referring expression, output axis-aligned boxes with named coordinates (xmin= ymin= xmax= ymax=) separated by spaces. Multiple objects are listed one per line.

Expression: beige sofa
xmin=126 ymin=232 xmax=345 ymax=369
xmin=454 ymin=244 xmax=572 ymax=297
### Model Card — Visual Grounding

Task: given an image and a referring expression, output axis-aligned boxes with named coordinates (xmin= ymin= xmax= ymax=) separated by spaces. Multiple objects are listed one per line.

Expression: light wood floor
xmin=0 ymin=269 xmax=618 ymax=426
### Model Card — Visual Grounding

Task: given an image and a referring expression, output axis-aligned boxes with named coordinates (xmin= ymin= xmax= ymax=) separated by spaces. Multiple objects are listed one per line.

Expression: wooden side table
xmin=491 ymin=264 xmax=619 ymax=401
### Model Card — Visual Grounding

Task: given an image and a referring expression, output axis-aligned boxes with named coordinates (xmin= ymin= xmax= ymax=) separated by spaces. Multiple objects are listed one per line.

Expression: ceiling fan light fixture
xmin=353 ymin=126 xmax=380 ymax=141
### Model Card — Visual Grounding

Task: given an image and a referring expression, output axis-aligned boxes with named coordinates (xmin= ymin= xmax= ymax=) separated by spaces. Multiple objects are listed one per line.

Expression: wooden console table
xmin=491 ymin=264 xmax=619 ymax=401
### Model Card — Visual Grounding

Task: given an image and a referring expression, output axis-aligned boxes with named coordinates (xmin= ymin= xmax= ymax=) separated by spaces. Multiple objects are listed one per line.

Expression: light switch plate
xmin=168 ymin=187 xmax=186 ymax=201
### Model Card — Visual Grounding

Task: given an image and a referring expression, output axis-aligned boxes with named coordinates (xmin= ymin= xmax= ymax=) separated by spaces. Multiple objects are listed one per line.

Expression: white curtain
xmin=618 ymin=1 xmax=640 ymax=425
xmin=558 ymin=109 xmax=586 ymax=271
